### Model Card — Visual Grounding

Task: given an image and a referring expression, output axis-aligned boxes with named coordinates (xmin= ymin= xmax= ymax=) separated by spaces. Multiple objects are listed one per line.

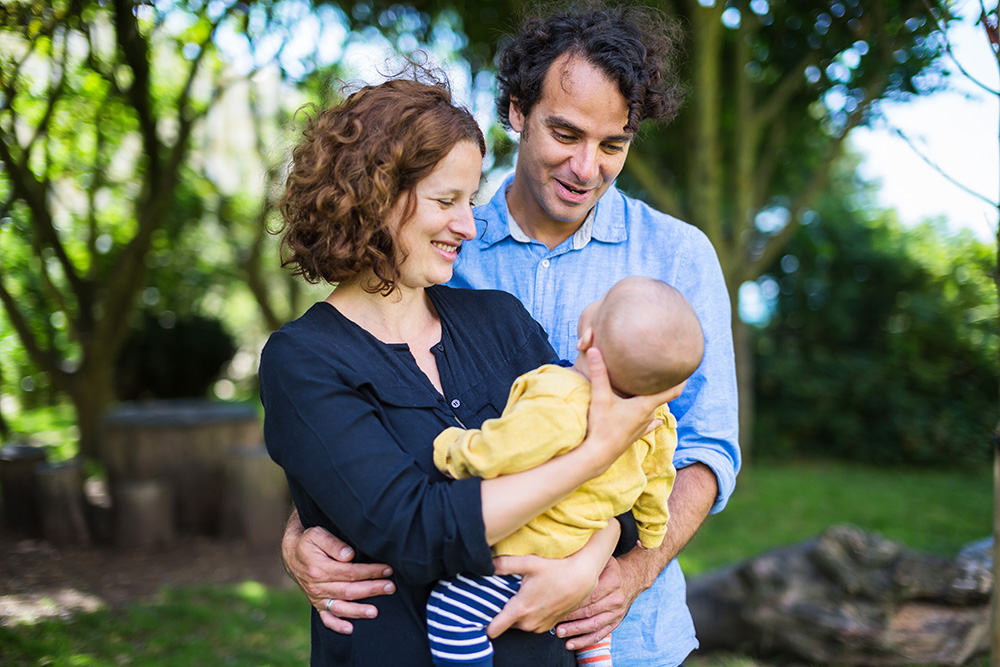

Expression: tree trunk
xmin=66 ymin=360 xmax=116 ymax=463
xmin=732 ymin=299 xmax=754 ymax=459
xmin=684 ymin=1 xmax=725 ymax=246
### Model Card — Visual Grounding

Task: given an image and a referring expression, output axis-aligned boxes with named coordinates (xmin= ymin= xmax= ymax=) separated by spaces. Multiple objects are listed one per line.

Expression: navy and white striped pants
xmin=426 ymin=573 xmax=522 ymax=666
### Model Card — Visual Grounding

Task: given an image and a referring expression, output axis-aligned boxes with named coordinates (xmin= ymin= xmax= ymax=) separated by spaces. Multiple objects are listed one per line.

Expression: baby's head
xmin=576 ymin=277 xmax=704 ymax=397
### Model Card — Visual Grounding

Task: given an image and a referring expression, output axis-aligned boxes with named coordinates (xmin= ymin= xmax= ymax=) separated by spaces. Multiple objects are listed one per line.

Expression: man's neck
xmin=505 ymin=181 xmax=589 ymax=251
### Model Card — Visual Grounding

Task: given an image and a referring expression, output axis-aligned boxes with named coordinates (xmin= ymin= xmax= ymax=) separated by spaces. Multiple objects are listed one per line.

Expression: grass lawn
xmin=0 ymin=460 xmax=991 ymax=666
xmin=0 ymin=583 xmax=310 ymax=666
xmin=679 ymin=459 xmax=992 ymax=576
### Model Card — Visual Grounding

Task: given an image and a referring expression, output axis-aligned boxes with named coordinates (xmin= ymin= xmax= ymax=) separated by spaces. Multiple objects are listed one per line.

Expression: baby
xmin=426 ymin=276 xmax=705 ymax=667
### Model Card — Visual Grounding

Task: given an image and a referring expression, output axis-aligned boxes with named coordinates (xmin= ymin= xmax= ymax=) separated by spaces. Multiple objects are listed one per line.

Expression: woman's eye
xmin=437 ymin=199 xmax=453 ymax=208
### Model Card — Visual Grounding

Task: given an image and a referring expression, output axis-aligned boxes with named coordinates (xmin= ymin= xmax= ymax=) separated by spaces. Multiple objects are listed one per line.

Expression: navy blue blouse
xmin=259 ymin=285 xmax=573 ymax=666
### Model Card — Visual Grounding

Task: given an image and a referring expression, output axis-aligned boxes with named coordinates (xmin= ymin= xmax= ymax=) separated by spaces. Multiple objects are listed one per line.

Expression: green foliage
xmin=750 ymin=172 xmax=997 ymax=467
xmin=115 ymin=312 xmax=236 ymax=400
xmin=0 ymin=583 xmax=310 ymax=666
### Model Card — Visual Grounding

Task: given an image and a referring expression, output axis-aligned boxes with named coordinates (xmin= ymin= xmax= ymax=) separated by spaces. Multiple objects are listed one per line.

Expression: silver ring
xmin=325 ymin=598 xmax=334 ymax=612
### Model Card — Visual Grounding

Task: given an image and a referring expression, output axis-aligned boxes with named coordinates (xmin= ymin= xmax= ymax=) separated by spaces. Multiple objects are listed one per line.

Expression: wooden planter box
xmin=101 ymin=400 xmax=284 ymax=544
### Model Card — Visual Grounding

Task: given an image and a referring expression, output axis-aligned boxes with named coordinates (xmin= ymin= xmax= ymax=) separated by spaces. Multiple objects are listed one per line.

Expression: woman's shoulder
xmin=431 ymin=285 xmax=539 ymax=337
xmin=431 ymin=284 xmax=525 ymax=314
xmin=261 ymin=302 xmax=364 ymax=375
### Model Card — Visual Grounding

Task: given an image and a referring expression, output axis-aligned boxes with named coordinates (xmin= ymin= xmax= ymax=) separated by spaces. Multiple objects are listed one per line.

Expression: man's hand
xmin=555 ymin=463 xmax=721 ymax=649
xmin=282 ymin=510 xmax=395 ymax=634
xmin=553 ymin=554 xmax=638 ymax=650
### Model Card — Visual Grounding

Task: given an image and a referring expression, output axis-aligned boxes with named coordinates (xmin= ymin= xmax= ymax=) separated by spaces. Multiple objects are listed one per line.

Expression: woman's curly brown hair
xmin=278 ymin=76 xmax=485 ymax=293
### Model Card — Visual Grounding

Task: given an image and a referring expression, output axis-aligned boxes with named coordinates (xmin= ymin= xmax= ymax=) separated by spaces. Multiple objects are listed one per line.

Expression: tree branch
xmin=893 ymin=127 xmax=997 ymax=206
xmin=0 ymin=135 xmax=88 ymax=301
xmin=33 ymin=24 xmax=72 ymax=142
xmin=112 ymin=0 xmax=161 ymax=182
xmin=921 ymin=0 xmax=999 ymax=95
xmin=749 ymin=118 xmax=860 ymax=280
xmin=752 ymin=51 xmax=819 ymax=133
xmin=623 ymin=150 xmax=684 ymax=218
xmin=0 ymin=271 xmax=62 ymax=379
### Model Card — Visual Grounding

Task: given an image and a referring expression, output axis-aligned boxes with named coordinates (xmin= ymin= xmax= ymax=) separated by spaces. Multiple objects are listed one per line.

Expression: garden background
xmin=0 ymin=0 xmax=996 ymax=665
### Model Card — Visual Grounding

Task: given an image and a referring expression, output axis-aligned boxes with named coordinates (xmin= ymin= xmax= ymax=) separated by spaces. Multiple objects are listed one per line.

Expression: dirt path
xmin=0 ymin=533 xmax=291 ymax=626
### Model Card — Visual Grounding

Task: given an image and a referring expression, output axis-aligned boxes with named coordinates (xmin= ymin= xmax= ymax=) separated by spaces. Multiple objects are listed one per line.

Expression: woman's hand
xmin=485 ymin=521 xmax=620 ymax=637
xmin=582 ymin=347 xmax=685 ymax=471
xmin=282 ymin=510 xmax=396 ymax=633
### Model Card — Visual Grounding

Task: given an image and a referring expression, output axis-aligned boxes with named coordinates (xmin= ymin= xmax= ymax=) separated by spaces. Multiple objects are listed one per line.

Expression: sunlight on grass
xmin=679 ymin=460 xmax=991 ymax=576
xmin=236 ymin=580 xmax=269 ymax=602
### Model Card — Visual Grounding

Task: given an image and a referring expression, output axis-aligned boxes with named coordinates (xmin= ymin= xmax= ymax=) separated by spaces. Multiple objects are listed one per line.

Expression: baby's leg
xmin=575 ymin=633 xmax=613 ymax=666
xmin=427 ymin=573 xmax=522 ymax=667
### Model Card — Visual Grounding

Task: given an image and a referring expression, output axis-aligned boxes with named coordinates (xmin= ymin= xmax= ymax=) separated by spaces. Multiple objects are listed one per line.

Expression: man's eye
xmin=553 ymin=132 xmax=574 ymax=142
xmin=603 ymin=144 xmax=625 ymax=154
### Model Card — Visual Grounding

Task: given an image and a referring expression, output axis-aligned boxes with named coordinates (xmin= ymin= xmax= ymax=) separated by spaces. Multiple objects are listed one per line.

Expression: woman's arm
xmin=480 ymin=348 xmax=683 ymax=546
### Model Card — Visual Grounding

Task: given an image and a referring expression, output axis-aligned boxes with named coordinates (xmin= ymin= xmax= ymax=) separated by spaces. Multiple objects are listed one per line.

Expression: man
xmin=279 ymin=6 xmax=740 ymax=666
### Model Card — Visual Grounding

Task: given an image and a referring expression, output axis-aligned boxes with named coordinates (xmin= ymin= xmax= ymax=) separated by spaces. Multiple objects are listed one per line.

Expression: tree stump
xmin=0 ymin=443 xmax=47 ymax=537
xmin=687 ymin=524 xmax=991 ymax=665
xmin=34 ymin=459 xmax=91 ymax=547
xmin=114 ymin=479 xmax=175 ymax=548
xmin=221 ymin=445 xmax=290 ymax=545
xmin=101 ymin=400 xmax=262 ymax=537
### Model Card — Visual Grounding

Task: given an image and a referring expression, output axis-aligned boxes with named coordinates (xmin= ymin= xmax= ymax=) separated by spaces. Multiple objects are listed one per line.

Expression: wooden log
xmin=34 ymin=459 xmax=91 ymax=547
xmin=114 ymin=479 xmax=175 ymax=549
xmin=0 ymin=443 xmax=47 ymax=536
xmin=221 ymin=445 xmax=290 ymax=545
xmin=688 ymin=524 xmax=991 ymax=665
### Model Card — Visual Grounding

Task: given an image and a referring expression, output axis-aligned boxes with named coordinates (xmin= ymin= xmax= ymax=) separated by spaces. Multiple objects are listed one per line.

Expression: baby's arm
xmin=433 ymin=369 xmax=590 ymax=480
xmin=632 ymin=405 xmax=679 ymax=549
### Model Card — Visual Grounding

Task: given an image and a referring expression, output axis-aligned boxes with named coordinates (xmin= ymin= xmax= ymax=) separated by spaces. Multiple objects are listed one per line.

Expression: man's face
xmin=508 ymin=53 xmax=632 ymax=233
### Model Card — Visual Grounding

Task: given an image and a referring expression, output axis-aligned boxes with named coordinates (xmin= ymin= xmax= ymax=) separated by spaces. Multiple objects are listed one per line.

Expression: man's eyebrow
xmin=543 ymin=115 xmax=632 ymax=143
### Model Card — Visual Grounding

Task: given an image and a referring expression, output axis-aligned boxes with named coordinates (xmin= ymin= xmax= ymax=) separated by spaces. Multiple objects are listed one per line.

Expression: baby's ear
xmin=577 ymin=327 xmax=594 ymax=352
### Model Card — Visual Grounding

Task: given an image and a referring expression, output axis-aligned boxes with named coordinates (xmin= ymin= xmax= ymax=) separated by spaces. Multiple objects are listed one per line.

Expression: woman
xmin=259 ymin=76 xmax=671 ymax=666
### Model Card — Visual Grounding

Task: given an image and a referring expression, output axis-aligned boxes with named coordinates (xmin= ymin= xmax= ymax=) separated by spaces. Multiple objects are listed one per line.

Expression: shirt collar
xmin=477 ymin=172 xmax=628 ymax=249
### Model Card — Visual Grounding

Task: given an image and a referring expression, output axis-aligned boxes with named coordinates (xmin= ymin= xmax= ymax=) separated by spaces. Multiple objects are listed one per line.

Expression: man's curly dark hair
xmin=495 ymin=3 xmax=686 ymax=134
xmin=278 ymin=76 xmax=485 ymax=294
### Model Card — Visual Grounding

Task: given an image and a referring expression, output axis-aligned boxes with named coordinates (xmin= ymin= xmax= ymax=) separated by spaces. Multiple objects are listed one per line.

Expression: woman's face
xmin=391 ymin=140 xmax=482 ymax=290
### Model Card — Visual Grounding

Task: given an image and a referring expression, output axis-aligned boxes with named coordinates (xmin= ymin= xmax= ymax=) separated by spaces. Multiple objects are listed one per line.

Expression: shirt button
xmin=435 ymin=343 xmax=444 ymax=352
xmin=541 ymin=259 xmax=550 ymax=268
xmin=450 ymin=399 xmax=461 ymax=409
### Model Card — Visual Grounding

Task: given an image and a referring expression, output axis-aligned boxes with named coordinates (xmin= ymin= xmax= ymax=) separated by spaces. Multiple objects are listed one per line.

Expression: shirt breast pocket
xmin=463 ymin=380 xmax=503 ymax=426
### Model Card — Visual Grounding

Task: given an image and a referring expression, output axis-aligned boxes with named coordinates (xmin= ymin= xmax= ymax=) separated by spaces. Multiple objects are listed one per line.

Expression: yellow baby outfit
xmin=433 ymin=364 xmax=677 ymax=558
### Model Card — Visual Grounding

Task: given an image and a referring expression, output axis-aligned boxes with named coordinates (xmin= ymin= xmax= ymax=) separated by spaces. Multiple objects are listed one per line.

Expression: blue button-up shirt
xmin=450 ymin=174 xmax=741 ymax=667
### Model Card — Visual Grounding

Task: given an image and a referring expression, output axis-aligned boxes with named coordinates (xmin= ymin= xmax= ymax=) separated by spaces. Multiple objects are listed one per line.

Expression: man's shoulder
xmin=613 ymin=188 xmax=706 ymax=239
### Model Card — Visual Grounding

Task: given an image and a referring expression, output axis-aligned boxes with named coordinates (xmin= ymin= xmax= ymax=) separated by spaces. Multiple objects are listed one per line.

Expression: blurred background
xmin=0 ymin=0 xmax=996 ymax=665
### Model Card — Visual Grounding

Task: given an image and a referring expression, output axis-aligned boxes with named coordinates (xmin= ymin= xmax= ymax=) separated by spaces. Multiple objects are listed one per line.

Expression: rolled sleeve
xmin=669 ymin=228 xmax=741 ymax=513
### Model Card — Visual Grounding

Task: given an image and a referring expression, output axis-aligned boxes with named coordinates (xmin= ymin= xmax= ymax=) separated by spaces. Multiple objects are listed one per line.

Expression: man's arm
xmin=554 ymin=462 xmax=717 ymax=649
xmin=281 ymin=508 xmax=396 ymax=634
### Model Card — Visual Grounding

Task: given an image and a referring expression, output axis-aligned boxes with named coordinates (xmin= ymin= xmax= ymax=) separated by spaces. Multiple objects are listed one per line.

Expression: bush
xmin=115 ymin=312 xmax=236 ymax=400
xmin=752 ymin=200 xmax=996 ymax=467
